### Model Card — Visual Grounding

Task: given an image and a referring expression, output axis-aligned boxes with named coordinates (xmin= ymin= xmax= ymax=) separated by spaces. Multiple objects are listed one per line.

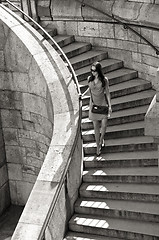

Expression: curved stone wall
xmin=0 ymin=4 xmax=82 ymax=240
xmin=0 ymin=5 xmax=54 ymax=205
xmin=39 ymin=0 xmax=159 ymax=89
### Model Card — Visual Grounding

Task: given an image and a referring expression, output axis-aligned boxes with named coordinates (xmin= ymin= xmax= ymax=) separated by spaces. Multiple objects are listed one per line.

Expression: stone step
xmin=84 ymin=154 xmax=158 ymax=169
xmin=84 ymin=150 xmax=158 ymax=168
xmin=69 ymin=214 xmax=159 ymax=239
xmin=75 ymin=198 xmax=159 ymax=222
xmin=82 ymin=121 xmax=145 ymax=142
xmin=57 ymin=41 xmax=92 ymax=58
xmin=53 ymin=34 xmax=75 ymax=48
xmin=82 ymin=90 xmax=155 ymax=113
xmin=38 ymin=27 xmax=57 ymax=39
xmin=65 ymin=231 xmax=122 ymax=240
xmin=82 ymin=105 xmax=148 ymax=123
xmin=81 ymin=78 xmax=152 ymax=98
xmin=83 ymin=136 xmax=157 ymax=155
xmin=83 ymin=166 xmax=159 ymax=184
xmin=79 ymin=182 xmax=159 ymax=202
xmin=110 ymin=78 xmax=152 ymax=98
xmin=69 ymin=50 xmax=108 ymax=70
xmin=77 ymin=66 xmax=137 ymax=83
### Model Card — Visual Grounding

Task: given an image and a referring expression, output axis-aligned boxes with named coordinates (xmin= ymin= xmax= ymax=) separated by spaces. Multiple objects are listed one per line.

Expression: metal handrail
xmin=0 ymin=0 xmax=82 ymax=97
xmin=77 ymin=0 xmax=159 ymax=55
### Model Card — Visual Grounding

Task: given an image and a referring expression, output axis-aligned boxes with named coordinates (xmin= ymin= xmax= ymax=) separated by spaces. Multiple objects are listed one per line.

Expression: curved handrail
xmin=0 ymin=0 xmax=82 ymax=97
xmin=77 ymin=0 xmax=159 ymax=55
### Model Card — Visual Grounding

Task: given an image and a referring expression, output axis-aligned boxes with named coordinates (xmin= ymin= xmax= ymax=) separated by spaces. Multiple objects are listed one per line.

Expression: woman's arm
xmin=105 ymin=77 xmax=112 ymax=116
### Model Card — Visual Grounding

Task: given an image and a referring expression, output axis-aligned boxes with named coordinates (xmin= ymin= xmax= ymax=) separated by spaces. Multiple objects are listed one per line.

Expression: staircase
xmin=41 ymin=28 xmax=159 ymax=240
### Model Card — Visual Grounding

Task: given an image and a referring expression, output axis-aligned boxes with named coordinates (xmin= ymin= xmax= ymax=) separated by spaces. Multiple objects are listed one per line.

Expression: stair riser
xmin=75 ymin=206 xmax=159 ymax=223
xmin=82 ymin=129 xmax=144 ymax=143
xmin=80 ymin=190 xmax=159 ymax=202
xmin=72 ymin=53 xmax=108 ymax=70
xmin=84 ymin=159 xmax=158 ymax=169
xmin=84 ymin=143 xmax=158 ymax=155
xmin=83 ymin=175 xmax=159 ymax=184
xmin=69 ymin=224 xmax=158 ymax=240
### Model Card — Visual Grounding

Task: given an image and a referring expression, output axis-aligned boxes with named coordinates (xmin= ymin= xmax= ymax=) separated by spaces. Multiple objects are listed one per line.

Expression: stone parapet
xmin=0 ymin=4 xmax=82 ymax=240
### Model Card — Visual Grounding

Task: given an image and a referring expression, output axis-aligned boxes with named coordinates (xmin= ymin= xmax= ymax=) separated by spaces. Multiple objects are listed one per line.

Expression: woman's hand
xmin=108 ymin=106 xmax=112 ymax=118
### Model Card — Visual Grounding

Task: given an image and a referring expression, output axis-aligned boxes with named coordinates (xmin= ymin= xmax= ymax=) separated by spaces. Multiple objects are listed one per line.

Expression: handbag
xmin=92 ymin=104 xmax=108 ymax=114
xmin=90 ymin=89 xmax=109 ymax=115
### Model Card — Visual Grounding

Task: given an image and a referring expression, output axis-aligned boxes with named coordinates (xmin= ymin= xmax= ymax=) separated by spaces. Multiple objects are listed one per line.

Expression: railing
xmin=77 ymin=0 xmax=159 ymax=55
xmin=0 ymin=0 xmax=82 ymax=97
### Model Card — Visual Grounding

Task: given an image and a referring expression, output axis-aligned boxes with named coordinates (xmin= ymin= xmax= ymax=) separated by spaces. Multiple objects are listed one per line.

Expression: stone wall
xmin=0 ymin=117 xmax=10 ymax=215
xmin=38 ymin=0 xmax=159 ymax=88
xmin=0 ymin=5 xmax=54 ymax=205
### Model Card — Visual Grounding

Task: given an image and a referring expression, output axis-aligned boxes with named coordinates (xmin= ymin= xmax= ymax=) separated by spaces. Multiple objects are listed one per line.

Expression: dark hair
xmin=88 ymin=62 xmax=105 ymax=87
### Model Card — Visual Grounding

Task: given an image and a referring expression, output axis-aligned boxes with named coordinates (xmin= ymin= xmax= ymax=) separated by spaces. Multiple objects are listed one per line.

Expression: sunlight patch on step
xmin=80 ymin=200 xmax=110 ymax=209
xmin=74 ymin=216 xmax=109 ymax=228
xmin=86 ymin=185 xmax=108 ymax=191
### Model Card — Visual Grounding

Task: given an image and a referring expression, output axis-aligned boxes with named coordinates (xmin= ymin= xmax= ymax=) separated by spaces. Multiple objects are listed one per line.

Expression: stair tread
xmin=65 ymin=231 xmax=120 ymax=240
xmin=53 ymin=34 xmax=73 ymax=42
xmin=83 ymin=136 xmax=155 ymax=147
xmin=69 ymin=50 xmax=107 ymax=65
xmin=84 ymin=151 xmax=158 ymax=161
xmin=83 ymin=166 xmax=159 ymax=176
xmin=110 ymin=78 xmax=151 ymax=92
xmin=75 ymin=198 xmax=159 ymax=215
xmin=69 ymin=214 xmax=159 ymax=236
xmin=59 ymin=42 xmax=91 ymax=52
xmin=80 ymin=182 xmax=159 ymax=195
xmin=82 ymin=121 xmax=145 ymax=134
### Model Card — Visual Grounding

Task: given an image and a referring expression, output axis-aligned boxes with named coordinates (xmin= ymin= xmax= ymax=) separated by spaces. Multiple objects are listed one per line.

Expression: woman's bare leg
xmin=93 ymin=120 xmax=100 ymax=155
xmin=99 ymin=118 xmax=108 ymax=149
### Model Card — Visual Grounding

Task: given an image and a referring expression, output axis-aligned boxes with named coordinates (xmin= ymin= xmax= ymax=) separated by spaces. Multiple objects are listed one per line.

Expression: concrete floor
xmin=0 ymin=205 xmax=24 ymax=240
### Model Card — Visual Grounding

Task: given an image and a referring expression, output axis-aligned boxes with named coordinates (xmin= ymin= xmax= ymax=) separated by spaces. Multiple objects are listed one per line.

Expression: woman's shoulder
xmin=87 ymin=75 xmax=91 ymax=81
xmin=104 ymin=76 xmax=109 ymax=85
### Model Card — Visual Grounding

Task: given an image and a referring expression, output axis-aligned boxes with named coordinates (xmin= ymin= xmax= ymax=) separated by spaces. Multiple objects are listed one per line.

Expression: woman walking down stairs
xmin=41 ymin=27 xmax=159 ymax=239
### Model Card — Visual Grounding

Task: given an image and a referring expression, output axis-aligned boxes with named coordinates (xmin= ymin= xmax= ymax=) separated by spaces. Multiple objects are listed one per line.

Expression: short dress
xmin=89 ymin=77 xmax=108 ymax=121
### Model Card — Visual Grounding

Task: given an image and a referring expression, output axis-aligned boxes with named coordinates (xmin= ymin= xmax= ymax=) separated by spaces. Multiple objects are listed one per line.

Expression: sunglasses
xmin=91 ymin=69 xmax=97 ymax=72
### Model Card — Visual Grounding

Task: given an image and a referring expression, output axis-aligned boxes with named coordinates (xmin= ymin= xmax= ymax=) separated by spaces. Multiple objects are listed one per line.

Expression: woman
xmin=83 ymin=62 xmax=112 ymax=156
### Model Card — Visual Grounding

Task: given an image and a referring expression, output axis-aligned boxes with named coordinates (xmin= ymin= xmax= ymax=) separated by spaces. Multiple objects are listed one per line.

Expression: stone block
xmin=1 ymin=109 xmax=23 ymax=128
xmin=78 ymin=22 xmax=99 ymax=37
xmin=19 ymin=138 xmax=36 ymax=149
xmin=0 ymin=182 xmax=10 ymax=215
xmin=5 ymin=146 xmax=25 ymax=164
xmin=0 ymin=164 xmax=8 ymax=188
xmin=22 ymin=93 xmax=48 ymax=117
xmin=8 ymin=163 xmax=23 ymax=181
xmin=4 ymin=31 xmax=32 ymax=73
xmin=0 ymin=51 xmax=5 ymax=71
xmin=3 ymin=128 xmax=19 ymax=146
xmin=28 ymin=59 xmax=47 ymax=98
xmin=10 ymin=180 xmax=34 ymax=205
xmin=99 ymin=23 xmax=114 ymax=39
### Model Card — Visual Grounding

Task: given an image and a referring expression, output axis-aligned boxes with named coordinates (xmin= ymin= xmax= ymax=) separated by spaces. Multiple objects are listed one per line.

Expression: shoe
xmin=96 ymin=146 xmax=101 ymax=156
